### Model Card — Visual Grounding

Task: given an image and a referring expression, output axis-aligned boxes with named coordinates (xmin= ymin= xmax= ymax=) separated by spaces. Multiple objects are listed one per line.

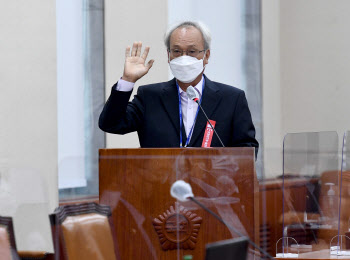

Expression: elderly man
xmin=99 ymin=21 xmax=258 ymax=153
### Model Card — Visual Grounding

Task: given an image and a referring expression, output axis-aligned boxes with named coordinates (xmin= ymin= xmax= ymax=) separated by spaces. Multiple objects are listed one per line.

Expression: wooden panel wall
xmin=259 ymin=178 xmax=310 ymax=256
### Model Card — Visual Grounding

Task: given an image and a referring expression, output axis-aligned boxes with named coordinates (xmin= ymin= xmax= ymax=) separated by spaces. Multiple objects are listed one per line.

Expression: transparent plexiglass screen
xmin=339 ymin=132 xmax=350 ymax=245
xmin=281 ymin=131 xmax=339 ymax=254
xmin=99 ymin=148 xmax=257 ymax=260
xmin=0 ymin=168 xmax=54 ymax=253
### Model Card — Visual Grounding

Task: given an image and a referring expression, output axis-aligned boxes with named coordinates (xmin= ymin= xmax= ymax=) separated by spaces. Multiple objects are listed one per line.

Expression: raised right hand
xmin=122 ymin=41 xmax=154 ymax=83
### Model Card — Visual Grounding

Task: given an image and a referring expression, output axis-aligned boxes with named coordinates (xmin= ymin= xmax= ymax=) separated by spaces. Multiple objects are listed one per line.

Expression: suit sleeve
xmin=98 ymin=83 xmax=144 ymax=134
xmin=231 ymin=91 xmax=259 ymax=156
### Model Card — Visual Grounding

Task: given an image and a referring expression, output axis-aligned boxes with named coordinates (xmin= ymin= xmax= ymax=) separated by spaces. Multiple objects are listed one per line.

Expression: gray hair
xmin=164 ymin=21 xmax=212 ymax=50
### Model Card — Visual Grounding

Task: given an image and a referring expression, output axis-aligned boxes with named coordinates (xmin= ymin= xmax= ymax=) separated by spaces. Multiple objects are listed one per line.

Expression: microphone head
xmin=170 ymin=180 xmax=194 ymax=202
xmin=186 ymin=86 xmax=199 ymax=102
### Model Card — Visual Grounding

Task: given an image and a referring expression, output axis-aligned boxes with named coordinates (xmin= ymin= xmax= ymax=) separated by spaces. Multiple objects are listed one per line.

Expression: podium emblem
xmin=152 ymin=203 xmax=202 ymax=250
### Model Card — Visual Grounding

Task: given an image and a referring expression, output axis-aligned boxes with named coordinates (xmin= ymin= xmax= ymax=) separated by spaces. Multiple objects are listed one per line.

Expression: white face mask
xmin=169 ymin=52 xmax=206 ymax=83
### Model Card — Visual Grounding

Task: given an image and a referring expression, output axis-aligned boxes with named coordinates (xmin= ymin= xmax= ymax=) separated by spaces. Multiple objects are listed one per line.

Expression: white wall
xmin=262 ymin=0 xmax=350 ymax=178
xmin=0 ymin=0 xmax=57 ymax=252
xmin=280 ymin=0 xmax=350 ymax=135
xmin=262 ymin=0 xmax=283 ymax=177
xmin=104 ymin=0 xmax=169 ymax=148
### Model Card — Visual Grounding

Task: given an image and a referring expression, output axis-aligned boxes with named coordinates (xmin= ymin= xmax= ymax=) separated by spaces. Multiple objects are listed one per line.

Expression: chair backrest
xmin=0 ymin=216 xmax=20 ymax=260
xmin=50 ymin=202 xmax=118 ymax=260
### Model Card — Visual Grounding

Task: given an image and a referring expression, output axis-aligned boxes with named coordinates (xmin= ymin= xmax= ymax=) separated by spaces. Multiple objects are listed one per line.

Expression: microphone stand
xmin=194 ymin=100 xmax=225 ymax=147
xmin=188 ymin=196 xmax=275 ymax=260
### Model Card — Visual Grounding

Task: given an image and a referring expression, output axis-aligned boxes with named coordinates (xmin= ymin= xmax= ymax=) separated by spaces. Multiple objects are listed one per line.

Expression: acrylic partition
xmin=278 ymin=131 xmax=340 ymax=257
xmin=99 ymin=148 xmax=259 ymax=260
xmin=335 ymin=131 xmax=350 ymax=255
xmin=0 ymin=168 xmax=54 ymax=254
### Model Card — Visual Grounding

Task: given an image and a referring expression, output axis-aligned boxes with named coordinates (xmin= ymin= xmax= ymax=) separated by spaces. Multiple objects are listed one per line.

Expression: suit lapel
xmin=189 ymin=75 xmax=222 ymax=147
xmin=160 ymin=79 xmax=182 ymax=142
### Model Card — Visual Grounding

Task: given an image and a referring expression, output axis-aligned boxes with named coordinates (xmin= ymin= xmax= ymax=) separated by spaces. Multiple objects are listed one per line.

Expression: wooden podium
xmin=99 ymin=148 xmax=259 ymax=260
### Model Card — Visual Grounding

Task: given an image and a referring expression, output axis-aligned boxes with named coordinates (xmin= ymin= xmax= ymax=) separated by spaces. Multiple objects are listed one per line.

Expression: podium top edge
xmin=98 ymin=147 xmax=255 ymax=156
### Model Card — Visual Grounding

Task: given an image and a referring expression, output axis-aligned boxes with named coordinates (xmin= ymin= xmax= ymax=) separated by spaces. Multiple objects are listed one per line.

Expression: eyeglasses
xmin=169 ymin=49 xmax=206 ymax=58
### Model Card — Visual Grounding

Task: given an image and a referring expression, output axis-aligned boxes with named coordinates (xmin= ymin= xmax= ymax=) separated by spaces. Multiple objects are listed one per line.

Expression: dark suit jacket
xmin=99 ymin=75 xmax=259 ymax=153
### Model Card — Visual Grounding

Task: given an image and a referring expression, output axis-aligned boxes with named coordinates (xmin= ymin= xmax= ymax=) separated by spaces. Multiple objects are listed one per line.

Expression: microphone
xmin=170 ymin=180 xmax=194 ymax=202
xmin=186 ymin=86 xmax=225 ymax=147
xmin=186 ymin=85 xmax=200 ymax=103
xmin=170 ymin=180 xmax=275 ymax=260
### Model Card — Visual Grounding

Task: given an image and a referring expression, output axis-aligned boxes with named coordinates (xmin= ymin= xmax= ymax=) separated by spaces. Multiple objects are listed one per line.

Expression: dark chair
xmin=0 ymin=216 xmax=20 ymax=260
xmin=18 ymin=251 xmax=54 ymax=260
xmin=50 ymin=202 xmax=119 ymax=260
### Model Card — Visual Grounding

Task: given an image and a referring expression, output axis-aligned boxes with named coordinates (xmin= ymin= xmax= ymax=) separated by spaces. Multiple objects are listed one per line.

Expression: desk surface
xmin=277 ymin=249 xmax=350 ymax=260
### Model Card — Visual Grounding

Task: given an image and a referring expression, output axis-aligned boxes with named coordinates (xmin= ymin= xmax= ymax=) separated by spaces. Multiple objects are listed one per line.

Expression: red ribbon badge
xmin=201 ymin=120 xmax=216 ymax=147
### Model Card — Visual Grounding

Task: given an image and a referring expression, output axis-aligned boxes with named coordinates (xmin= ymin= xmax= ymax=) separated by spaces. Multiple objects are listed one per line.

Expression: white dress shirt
xmin=177 ymin=78 xmax=203 ymax=138
xmin=115 ymin=77 xmax=203 ymax=139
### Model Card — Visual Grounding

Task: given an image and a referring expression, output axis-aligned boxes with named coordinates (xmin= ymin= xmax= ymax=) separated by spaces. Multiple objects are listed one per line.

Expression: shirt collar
xmin=177 ymin=75 xmax=204 ymax=96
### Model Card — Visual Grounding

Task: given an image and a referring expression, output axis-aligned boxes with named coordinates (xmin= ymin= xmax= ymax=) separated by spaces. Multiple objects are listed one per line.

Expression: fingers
xmin=141 ymin=46 xmax=150 ymax=60
xmin=131 ymin=42 xmax=138 ymax=56
xmin=130 ymin=41 xmax=143 ymax=57
xmin=127 ymin=42 xmax=151 ymax=61
xmin=125 ymin=46 xmax=131 ymax=58
xmin=146 ymin=59 xmax=154 ymax=70
xmin=136 ymin=42 xmax=142 ymax=57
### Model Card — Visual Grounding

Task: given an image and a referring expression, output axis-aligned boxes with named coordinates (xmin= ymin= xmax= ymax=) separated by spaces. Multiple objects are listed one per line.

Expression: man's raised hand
xmin=122 ymin=41 xmax=154 ymax=83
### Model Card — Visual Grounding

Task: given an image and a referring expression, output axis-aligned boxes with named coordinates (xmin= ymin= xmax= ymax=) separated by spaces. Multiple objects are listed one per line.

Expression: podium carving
xmin=152 ymin=203 xmax=202 ymax=250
